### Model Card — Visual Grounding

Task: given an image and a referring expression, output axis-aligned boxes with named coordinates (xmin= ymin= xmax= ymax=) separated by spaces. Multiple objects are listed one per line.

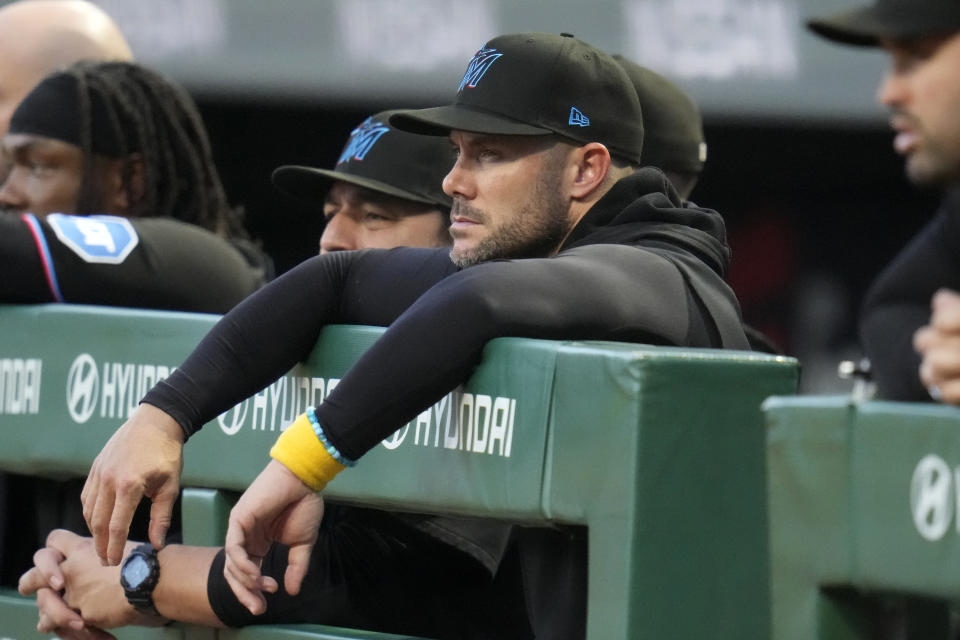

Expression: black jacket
xmin=860 ymin=188 xmax=960 ymax=401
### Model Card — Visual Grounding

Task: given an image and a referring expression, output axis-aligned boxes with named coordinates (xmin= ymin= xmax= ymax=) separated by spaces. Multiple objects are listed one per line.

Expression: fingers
xmin=36 ymin=587 xmax=85 ymax=633
xmin=46 ymin=528 xmax=83 ymax=554
xmin=19 ymin=567 xmax=55 ymax=597
xmin=223 ymin=518 xmax=268 ymax=615
xmin=105 ymin=485 xmax=141 ymax=565
xmin=80 ymin=465 xmax=97 ymax=527
xmin=18 ymin=549 xmax=66 ymax=595
xmin=87 ymin=480 xmax=117 ymax=564
xmin=931 ymin=288 xmax=960 ymax=317
xmin=147 ymin=485 xmax=178 ymax=550
xmin=284 ymin=544 xmax=312 ymax=596
xmin=223 ymin=557 xmax=267 ymax=616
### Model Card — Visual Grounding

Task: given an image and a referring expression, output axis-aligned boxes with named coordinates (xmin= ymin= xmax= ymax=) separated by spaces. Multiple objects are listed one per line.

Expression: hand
xmin=224 ymin=459 xmax=324 ymax=616
xmin=915 ymin=289 xmax=960 ymax=405
xmin=82 ymin=403 xmax=185 ymax=565
xmin=18 ymin=542 xmax=89 ymax=637
xmin=19 ymin=530 xmax=159 ymax=635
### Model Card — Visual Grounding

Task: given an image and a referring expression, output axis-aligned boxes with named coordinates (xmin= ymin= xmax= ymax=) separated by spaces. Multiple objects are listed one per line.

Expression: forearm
xmin=315 ymin=245 xmax=688 ymax=461
xmin=143 ymin=254 xmax=347 ymax=436
xmin=154 ymin=545 xmax=224 ymax=627
xmin=144 ymin=248 xmax=454 ymax=438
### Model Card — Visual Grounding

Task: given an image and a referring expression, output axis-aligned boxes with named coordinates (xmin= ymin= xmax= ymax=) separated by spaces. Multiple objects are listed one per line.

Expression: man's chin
xmin=905 ymin=155 xmax=959 ymax=187
xmin=450 ymin=245 xmax=480 ymax=268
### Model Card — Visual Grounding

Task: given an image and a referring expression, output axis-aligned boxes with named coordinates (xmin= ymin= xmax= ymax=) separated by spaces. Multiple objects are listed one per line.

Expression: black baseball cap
xmin=808 ymin=0 xmax=960 ymax=47
xmin=272 ymin=110 xmax=453 ymax=209
xmin=613 ymin=56 xmax=706 ymax=174
xmin=390 ymin=32 xmax=644 ymax=165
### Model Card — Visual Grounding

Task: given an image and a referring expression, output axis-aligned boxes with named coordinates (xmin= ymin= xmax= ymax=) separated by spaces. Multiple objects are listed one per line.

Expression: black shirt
xmin=860 ymin=189 xmax=960 ymax=401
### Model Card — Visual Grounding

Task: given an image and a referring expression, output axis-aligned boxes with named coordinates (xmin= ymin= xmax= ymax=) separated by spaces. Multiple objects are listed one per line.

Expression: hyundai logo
xmin=66 ymin=353 xmax=99 ymax=424
xmin=910 ymin=454 xmax=954 ymax=541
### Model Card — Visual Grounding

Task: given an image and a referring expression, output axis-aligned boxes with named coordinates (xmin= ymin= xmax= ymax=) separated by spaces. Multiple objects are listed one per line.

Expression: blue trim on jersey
xmin=22 ymin=214 xmax=64 ymax=302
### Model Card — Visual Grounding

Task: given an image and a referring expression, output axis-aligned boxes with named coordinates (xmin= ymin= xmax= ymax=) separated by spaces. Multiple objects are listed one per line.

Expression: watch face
xmin=122 ymin=555 xmax=150 ymax=588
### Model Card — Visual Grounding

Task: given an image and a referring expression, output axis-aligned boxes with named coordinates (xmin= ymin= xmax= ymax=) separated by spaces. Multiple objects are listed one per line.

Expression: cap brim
xmin=808 ymin=5 xmax=960 ymax=47
xmin=390 ymin=104 xmax=552 ymax=137
xmin=272 ymin=165 xmax=438 ymax=207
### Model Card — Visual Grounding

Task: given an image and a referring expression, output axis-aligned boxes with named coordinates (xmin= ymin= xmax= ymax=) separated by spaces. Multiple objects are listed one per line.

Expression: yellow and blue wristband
xmin=269 ymin=407 xmax=356 ymax=492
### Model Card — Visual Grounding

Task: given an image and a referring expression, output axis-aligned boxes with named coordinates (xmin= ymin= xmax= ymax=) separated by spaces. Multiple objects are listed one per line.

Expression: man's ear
xmin=569 ymin=142 xmax=612 ymax=199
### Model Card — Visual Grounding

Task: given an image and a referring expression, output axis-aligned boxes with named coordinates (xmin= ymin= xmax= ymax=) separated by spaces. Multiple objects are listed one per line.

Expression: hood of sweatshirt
xmin=562 ymin=167 xmax=731 ymax=277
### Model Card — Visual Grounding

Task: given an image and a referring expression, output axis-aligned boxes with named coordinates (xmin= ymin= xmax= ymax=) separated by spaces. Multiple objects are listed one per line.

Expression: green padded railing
xmin=765 ymin=395 xmax=960 ymax=639
xmin=0 ymin=303 xmax=798 ymax=639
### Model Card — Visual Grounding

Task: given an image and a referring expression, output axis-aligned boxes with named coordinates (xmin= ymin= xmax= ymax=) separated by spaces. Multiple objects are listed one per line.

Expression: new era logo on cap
xmin=568 ymin=107 xmax=590 ymax=127
xmin=458 ymin=47 xmax=503 ymax=92
xmin=337 ymin=117 xmax=390 ymax=165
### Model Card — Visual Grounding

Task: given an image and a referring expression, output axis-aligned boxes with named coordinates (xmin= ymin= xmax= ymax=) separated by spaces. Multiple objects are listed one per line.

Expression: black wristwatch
xmin=120 ymin=543 xmax=161 ymax=616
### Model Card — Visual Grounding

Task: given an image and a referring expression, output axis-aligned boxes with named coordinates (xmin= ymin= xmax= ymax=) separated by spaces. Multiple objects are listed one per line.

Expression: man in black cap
xmin=614 ymin=55 xmax=707 ymax=201
xmin=808 ymin=1 xmax=960 ymax=404
xmin=273 ymin=109 xmax=452 ymax=253
xmin=30 ymin=33 xmax=747 ymax=639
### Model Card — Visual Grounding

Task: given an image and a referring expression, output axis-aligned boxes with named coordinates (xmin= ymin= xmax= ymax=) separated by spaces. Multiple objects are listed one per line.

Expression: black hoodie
xmin=145 ymin=168 xmax=748 ymax=624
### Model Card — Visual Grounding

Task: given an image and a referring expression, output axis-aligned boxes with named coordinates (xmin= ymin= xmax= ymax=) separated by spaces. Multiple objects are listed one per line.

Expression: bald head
xmin=0 ymin=0 xmax=132 ymax=137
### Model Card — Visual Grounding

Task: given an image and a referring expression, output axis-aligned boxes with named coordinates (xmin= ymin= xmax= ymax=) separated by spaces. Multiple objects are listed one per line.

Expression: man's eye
xmin=25 ymin=161 xmax=51 ymax=175
xmin=364 ymin=212 xmax=391 ymax=223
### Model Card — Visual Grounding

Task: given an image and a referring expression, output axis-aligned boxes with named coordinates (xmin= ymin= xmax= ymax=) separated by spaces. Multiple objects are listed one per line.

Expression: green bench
xmin=765 ymin=395 xmax=960 ymax=639
xmin=0 ymin=303 xmax=798 ymax=639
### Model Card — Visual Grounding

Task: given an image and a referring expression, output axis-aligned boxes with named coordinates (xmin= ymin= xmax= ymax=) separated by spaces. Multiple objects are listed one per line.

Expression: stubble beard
xmin=449 ymin=162 xmax=571 ymax=268
xmin=905 ymin=141 xmax=960 ymax=187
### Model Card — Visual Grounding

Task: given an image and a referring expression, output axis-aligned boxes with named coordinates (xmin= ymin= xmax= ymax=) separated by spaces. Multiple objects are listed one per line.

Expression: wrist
xmin=269 ymin=412 xmax=348 ymax=491
xmin=138 ymin=403 xmax=186 ymax=444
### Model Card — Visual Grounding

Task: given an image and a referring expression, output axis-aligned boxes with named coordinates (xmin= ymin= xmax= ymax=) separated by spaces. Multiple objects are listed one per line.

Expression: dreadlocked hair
xmin=68 ymin=60 xmax=247 ymax=239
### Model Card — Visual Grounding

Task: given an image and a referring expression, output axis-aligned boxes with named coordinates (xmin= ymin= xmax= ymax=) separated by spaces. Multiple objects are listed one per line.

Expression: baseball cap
xmin=390 ymin=32 xmax=644 ymax=165
xmin=272 ymin=110 xmax=453 ymax=209
xmin=613 ymin=56 xmax=706 ymax=174
xmin=808 ymin=0 xmax=960 ymax=47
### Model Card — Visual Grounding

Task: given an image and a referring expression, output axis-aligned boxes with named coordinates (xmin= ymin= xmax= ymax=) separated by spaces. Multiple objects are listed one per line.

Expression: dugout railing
xmin=0 ymin=303 xmax=798 ymax=639
xmin=765 ymin=395 xmax=960 ymax=639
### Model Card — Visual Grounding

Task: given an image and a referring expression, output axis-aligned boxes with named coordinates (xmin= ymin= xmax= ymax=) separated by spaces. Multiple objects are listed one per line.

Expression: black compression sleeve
xmin=314 ymin=244 xmax=697 ymax=460
xmin=860 ymin=206 xmax=960 ymax=401
xmin=143 ymin=253 xmax=351 ymax=436
xmin=142 ymin=248 xmax=455 ymax=436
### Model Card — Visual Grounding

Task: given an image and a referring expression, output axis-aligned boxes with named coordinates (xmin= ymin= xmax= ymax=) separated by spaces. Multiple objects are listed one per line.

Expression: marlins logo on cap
xmin=337 ymin=117 xmax=391 ymax=165
xmin=272 ymin=109 xmax=453 ymax=209
xmin=458 ymin=47 xmax=503 ymax=92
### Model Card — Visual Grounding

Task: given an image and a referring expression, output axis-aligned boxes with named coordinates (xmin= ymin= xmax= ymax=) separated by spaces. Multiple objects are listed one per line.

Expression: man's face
xmin=878 ymin=31 xmax=960 ymax=186
xmin=319 ymin=181 xmax=450 ymax=253
xmin=0 ymin=133 xmax=85 ymax=215
xmin=443 ymin=131 xmax=573 ymax=268
xmin=0 ymin=133 xmax=127 ymax=216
